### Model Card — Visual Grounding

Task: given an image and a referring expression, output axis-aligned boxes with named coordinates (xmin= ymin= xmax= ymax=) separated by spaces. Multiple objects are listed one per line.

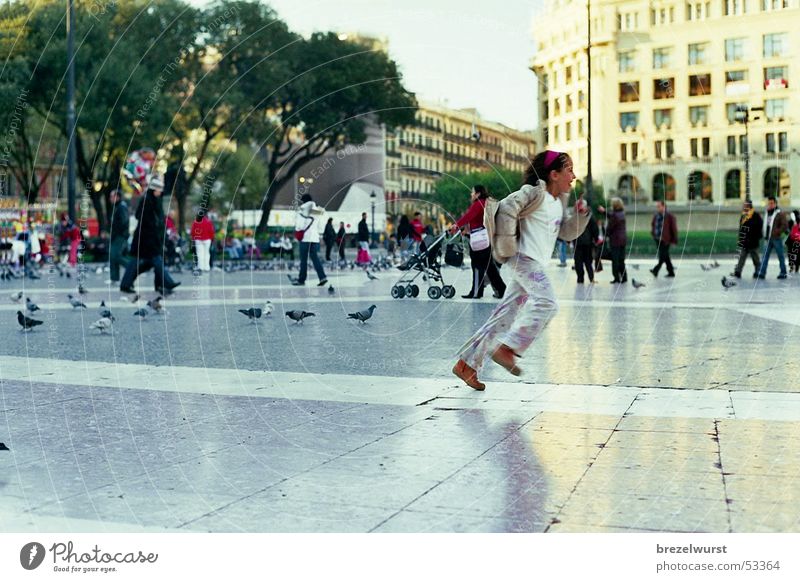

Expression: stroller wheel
xmin=405 ymin=284 xmax=414 ymax=298
xmin=391 ymin=285 xmax=404 ymax=299
xmin=427 ymin=286 xmax=442 ymax=300
xmin=441 ymin=285 xmax=455 ymax=299
xmin=410 ymin=284 xmax=420 ymax=297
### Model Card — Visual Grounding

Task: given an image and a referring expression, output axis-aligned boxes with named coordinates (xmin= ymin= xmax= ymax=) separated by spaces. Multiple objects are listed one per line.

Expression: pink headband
xmin=544 ymin=150 xmax=562 ymax=169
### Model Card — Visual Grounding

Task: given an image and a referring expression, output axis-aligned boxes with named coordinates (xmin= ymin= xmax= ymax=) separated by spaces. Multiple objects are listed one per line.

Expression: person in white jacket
xmin=452 ymin=150 xmax=588 ymax=391
xmin=292 ymin=193 xmax=328 ymax=286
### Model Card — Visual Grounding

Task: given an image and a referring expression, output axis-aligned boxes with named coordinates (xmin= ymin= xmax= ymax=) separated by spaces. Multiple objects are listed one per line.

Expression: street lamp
xmin=370 ymin=190 xmax=376 ymax=245
xmin=735 ymin=105 xmax=763 ymax=201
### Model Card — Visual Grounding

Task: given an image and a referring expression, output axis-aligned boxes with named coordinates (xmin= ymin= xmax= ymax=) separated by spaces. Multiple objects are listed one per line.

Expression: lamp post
xmin=66 ymin=0 xmax=77 ymax=223
xmin=585 ymin=0 xmax=593 ymax=206
xmin=735 ymin=105 xmax=763 ymax=201
xmin=370 ymin=190 xmax=376 ymax=245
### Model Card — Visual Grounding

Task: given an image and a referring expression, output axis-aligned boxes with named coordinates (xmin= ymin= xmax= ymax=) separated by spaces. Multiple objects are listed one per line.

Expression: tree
xmin=428 ymin=168 xmax=523 ymax=220
xmin=213 ymin=144 xmax=268 ymax=230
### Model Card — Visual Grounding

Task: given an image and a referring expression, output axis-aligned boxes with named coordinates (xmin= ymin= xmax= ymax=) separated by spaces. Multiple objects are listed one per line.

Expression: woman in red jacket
xmin=191 ymin=211 xmax=215 ymax=271
xmin=449 ymin=185 xmax=506 ymax=299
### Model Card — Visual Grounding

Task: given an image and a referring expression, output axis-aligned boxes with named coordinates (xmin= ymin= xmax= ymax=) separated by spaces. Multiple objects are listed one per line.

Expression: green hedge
xmin=624 ymin=230 xmax=739 ymax=256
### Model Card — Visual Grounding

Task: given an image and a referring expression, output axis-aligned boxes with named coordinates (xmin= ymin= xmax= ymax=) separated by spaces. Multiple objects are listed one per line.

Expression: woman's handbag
xmin=294 ymin=214 xmax=314 ymax=242
xmin=445 ymin=241 xmax=464 ymax=267
xmin=469 ymin=226 xmax=490 ymax=251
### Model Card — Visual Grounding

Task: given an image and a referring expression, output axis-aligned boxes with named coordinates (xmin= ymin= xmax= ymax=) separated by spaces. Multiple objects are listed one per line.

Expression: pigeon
xmin=68 ymin=294 xmax=87 ymax=309
xmin=100 ymin=300 xmax=106 ymax=307
xmin=347 ymin=304 xmax=377 ymax=324
xmin=285 ymin=310 xmax=315 ymax=324
xmin=287 ymin=274 xmax=299 ymax=284
xmin=328 ymin=285 xmax=335 ymax=295
xmin=120 ymin=293 xmax=140 ymax=304
xmin=700 ymin=264 xmax=711 ymax=271
xmin=78 ymin=283 xmax=88 ymax=295
xmin=133 ymin=308 xmax=148 ymax=319
xmin=631 ymin=264 xmax=640 ymax=270
xmin=147 ymin=296 xmax=164 ymax=314
xmin=89 ymin=317 xmax=114 ymax=334
xmin=17 ymin=310 xmax=43 ymax=331
xmin=9 ymin=291 xmax=23 ymax=303
xmin=0 ymin=442 xmax=8 ymax=451
xmin=26 ymin=298 xmax=40 ymax=313
xmin=632 ymin=279 xmax=645 ymax=289
xmin=365 ymin=270 xmax=379 ymax=281
xmin=239 ymin=307 xmax=263 ymax=322
xmin=712 ymin=260 xmax=720 ymax=268
xmin=721 ymin=276 xmax=737 ymax=289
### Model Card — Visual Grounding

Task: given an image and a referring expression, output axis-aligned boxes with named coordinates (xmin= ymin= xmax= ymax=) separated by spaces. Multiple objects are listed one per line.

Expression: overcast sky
xmin=192 ymin=0 xmax=542 ymax=130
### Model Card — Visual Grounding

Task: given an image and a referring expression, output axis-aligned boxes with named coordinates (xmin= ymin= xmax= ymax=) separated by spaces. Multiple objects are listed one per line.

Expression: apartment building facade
xmin=532 ymin=0 xmax=799 ymax=208
xmin=385 ymin=101 xmax=537 ymax=213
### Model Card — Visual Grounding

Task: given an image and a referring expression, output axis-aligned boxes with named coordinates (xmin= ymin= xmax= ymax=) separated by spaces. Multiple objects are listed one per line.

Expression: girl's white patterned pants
xmin=458 ymin=254 xmax=558 ymax=372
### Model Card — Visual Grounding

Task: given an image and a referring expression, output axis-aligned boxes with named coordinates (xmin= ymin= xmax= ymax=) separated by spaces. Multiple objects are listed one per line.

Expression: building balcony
xmin=386 ymin=150 xmax=401 ymax=158
xmin=403 ymin=167 xmax=442 ymax=178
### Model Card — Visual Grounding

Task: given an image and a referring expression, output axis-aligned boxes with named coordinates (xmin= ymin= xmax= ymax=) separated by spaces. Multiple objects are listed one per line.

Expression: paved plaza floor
xmin=1 ymin=255 xmax=799 ymax=533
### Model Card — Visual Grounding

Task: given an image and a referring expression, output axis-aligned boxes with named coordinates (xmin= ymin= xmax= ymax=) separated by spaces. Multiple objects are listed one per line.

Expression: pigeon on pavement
xmin=285 ymin=310 xmax=315 ymax=324
xmin=26 ymin=298 xmax=40 ymax=313
xmin=239 ymin=307 xmax=263 ymax=322
xmin=78 ymin=283 xmax=88 ymax=295
xmin=721 ymin=276 xmax=737 ymax=289
xmin=264 ymin=301 xmax=274 ymax=316
xmin=712 ymin=260 xmax=720 ymax=268
xmin=328 ymin=285 xmax=335 ymax=295
xmin=365 ymin=270 xmax=379 ymax=281
xmin=99 ymin=308 xmax=114 ymax=319
xmin=89 ymin=317 xmax=114 ymax=334
xmin=68 ymin=294 xmax=87 ymax=309
xmin=9 ymin=291 xmax=23 ymax=303
xmin=700 ymin=264 xmax=711 ymax=271
xmin=631 ymin=279 xmax=645 ymax=289
xmin=347 ymin=304 xmax=377 ymax=323
xmin=17 ymin=310 xmax=43 ymax=331
xmin=133 ymin=308 xmax=148 ymax=319
xmin=147 ymin=296 xmax=164 ymax=314
xmin=0 ymin=442 xmax=8 ymax=451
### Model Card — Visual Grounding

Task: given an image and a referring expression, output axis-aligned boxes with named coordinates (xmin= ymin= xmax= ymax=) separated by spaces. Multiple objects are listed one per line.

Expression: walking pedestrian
xmin=292 ymin=193 xmax=328 ymax=286
xmin=731 ymin=200 xmax=762 ymax=278
xmin=757 ymin=195 xmax=788 ymax=279
xmin=650 ymin=200 xmax=678 ymax=278
xmin=336 ymin=221 xmax=346 ymax=264
xmin=452 ymin=150 xmax=589 ymax=390
xmin=107 ymin=189 xmax=129 ymax=284
xmin=120 ymin=175 xmax=181 ymax=294
xmin=323 ymin=218 xmax=336 ymax=261
xmin=574 ymin=209 xmax=599 ymax=284
xmin=357 ymin=212 xmax=371 ymax=265
xmin=605 ymin=198 xmax=628 ymax=284
xmin=555 ymin=238 xmax=568 ymax=267
xmin=448 ymin=184 xmax=506 ymax=298
xmin=396 ymin=214 xmax=412 ymax=260
xmin=191 ymin=211 xmax=215 ymax=272
xmin=410 ymin=212 xmax=425 ymax=255
xmin=787 ymin=210 xmax=800 ymax=274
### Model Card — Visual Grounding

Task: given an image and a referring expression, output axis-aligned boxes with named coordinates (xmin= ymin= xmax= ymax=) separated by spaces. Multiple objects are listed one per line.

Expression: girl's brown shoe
xmin=452 ymin=359 xmax=485 ymax=391
xmin=491 ymin=344 xmax=522 ymax=376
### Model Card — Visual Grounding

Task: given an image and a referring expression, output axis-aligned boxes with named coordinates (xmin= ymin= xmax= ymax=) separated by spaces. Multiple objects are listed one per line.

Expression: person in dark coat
xmin=108 ymin=189 xmax=129 ymax=283
xmin=573 ymin=210 xmax=599 ymax=284
xmin=650 ymin=200 xmax=678 ymax=278
xmin=120 ymin=175 xmax=181 ymax=294
xmin=604 ymin=197 xmax=628 ymax=284
xmin=731 ymin=200 xmax=763 ymax=278
xmin=323 ymin=218 xmax=336 ymax=261
xmin=357 ymin=212 xmax=370 ymax=265
xmin=336 ymin=221 xmax=346 ymax=263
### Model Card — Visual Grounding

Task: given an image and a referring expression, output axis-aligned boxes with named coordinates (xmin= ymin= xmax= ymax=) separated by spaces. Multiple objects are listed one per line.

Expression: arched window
xmin=618 ymin=174 xmax=642 ymax=202
xmin=652 ymin=173 xmax=676 ymax=201
xmin=763 ymin=167 xmax=790 ymax=198
xmin=688 ymin=171 xmax=712 ymax=201
xmin=725 ymin=169 xmax=742 ymax=199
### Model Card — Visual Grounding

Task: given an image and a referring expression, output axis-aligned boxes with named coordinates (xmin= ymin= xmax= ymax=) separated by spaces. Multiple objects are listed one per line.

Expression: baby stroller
xmin=391 ymin=231 xmax=463 ymax=299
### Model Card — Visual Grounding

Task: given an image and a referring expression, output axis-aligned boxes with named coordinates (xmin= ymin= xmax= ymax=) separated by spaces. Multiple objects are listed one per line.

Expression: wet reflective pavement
xmin=1 ymin=257 xmax=799 ymax=532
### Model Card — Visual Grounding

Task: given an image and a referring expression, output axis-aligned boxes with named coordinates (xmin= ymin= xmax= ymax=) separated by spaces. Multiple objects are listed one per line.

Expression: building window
xmin=727 ymin=135 xmax=737 ymax=155
xmin=689 ymin=74 xmax=711 ymax=96
xmin=765 ymin=98 xmax=787 ymax=120
xmin=631 ymin=142 xmax=639 ymax=161
xmin=618 ymin=12 xmax=640 ymax=31
xmin=566 ymin=95 xmax=573 ymax=112
xmin=766 ymin=133 xmax=776 ymax=153
xmin=726 ymin=102 xmax=747 ymax=123
xmin=764 ymin=66 xmax=788 ymax=89
xmin=620 ymin=112 xmax=639 ymax=131
xmin=725 ymin=169 xmax=742 ymax=199
xmin=554 ymin=98 xmax=560 ymax=116
xmin=566 ymin=122 xmax=572 ymax=141
xmin=578 ymin=119 xmax=584 ymax=136
xmin=703 ymin=137 xmax=710 ymax=156
xmin=779 ymin=131 xmax=788 ymax=152
xmin=725 ymin=0 xmax=746 ymax=15
xmin=566 ymin=66 xmax=573 ymax=84
xmin=619 ymin=81 xmax=640 ymax=102
xmin=653 ymin=47 xmax=672 ymax=69
xmin=766 ymin=132 xmax=790 ymax=152
xmin=726 ymin=70 xmax=747 ymax=83
xmin=688 ymin=43 xmax=709 ymax=65
xmin=578 ymin=90 xmax=586 ymax=107
xmin=619 ymin=51 xmax=635 ymax=72
xmin=740 ymin=135 xmax=748 ymax=154
xmin=725 ymin=38 xmax=746 ymax=62
xmin=689 ymin=105 xmax=708 ymax=126
xmin=761 ymin=0 xmax=789 ymax=10
xmin=666 ymin=138 xmax=674 ymax=158
xmin=690 ymin=138 xmax=699 ymax=157
xmin=654 ymin=108 xmax=673 ymax=129
xmin=686 ymin=2 xmax=711 ymax=21
xmin=763 ymin=33 xmax=788 ymax=58
xmin=620 ymin=143 xmax=627 ymax=162
xmin=653 ymin=78 xmax=675 ymax=99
